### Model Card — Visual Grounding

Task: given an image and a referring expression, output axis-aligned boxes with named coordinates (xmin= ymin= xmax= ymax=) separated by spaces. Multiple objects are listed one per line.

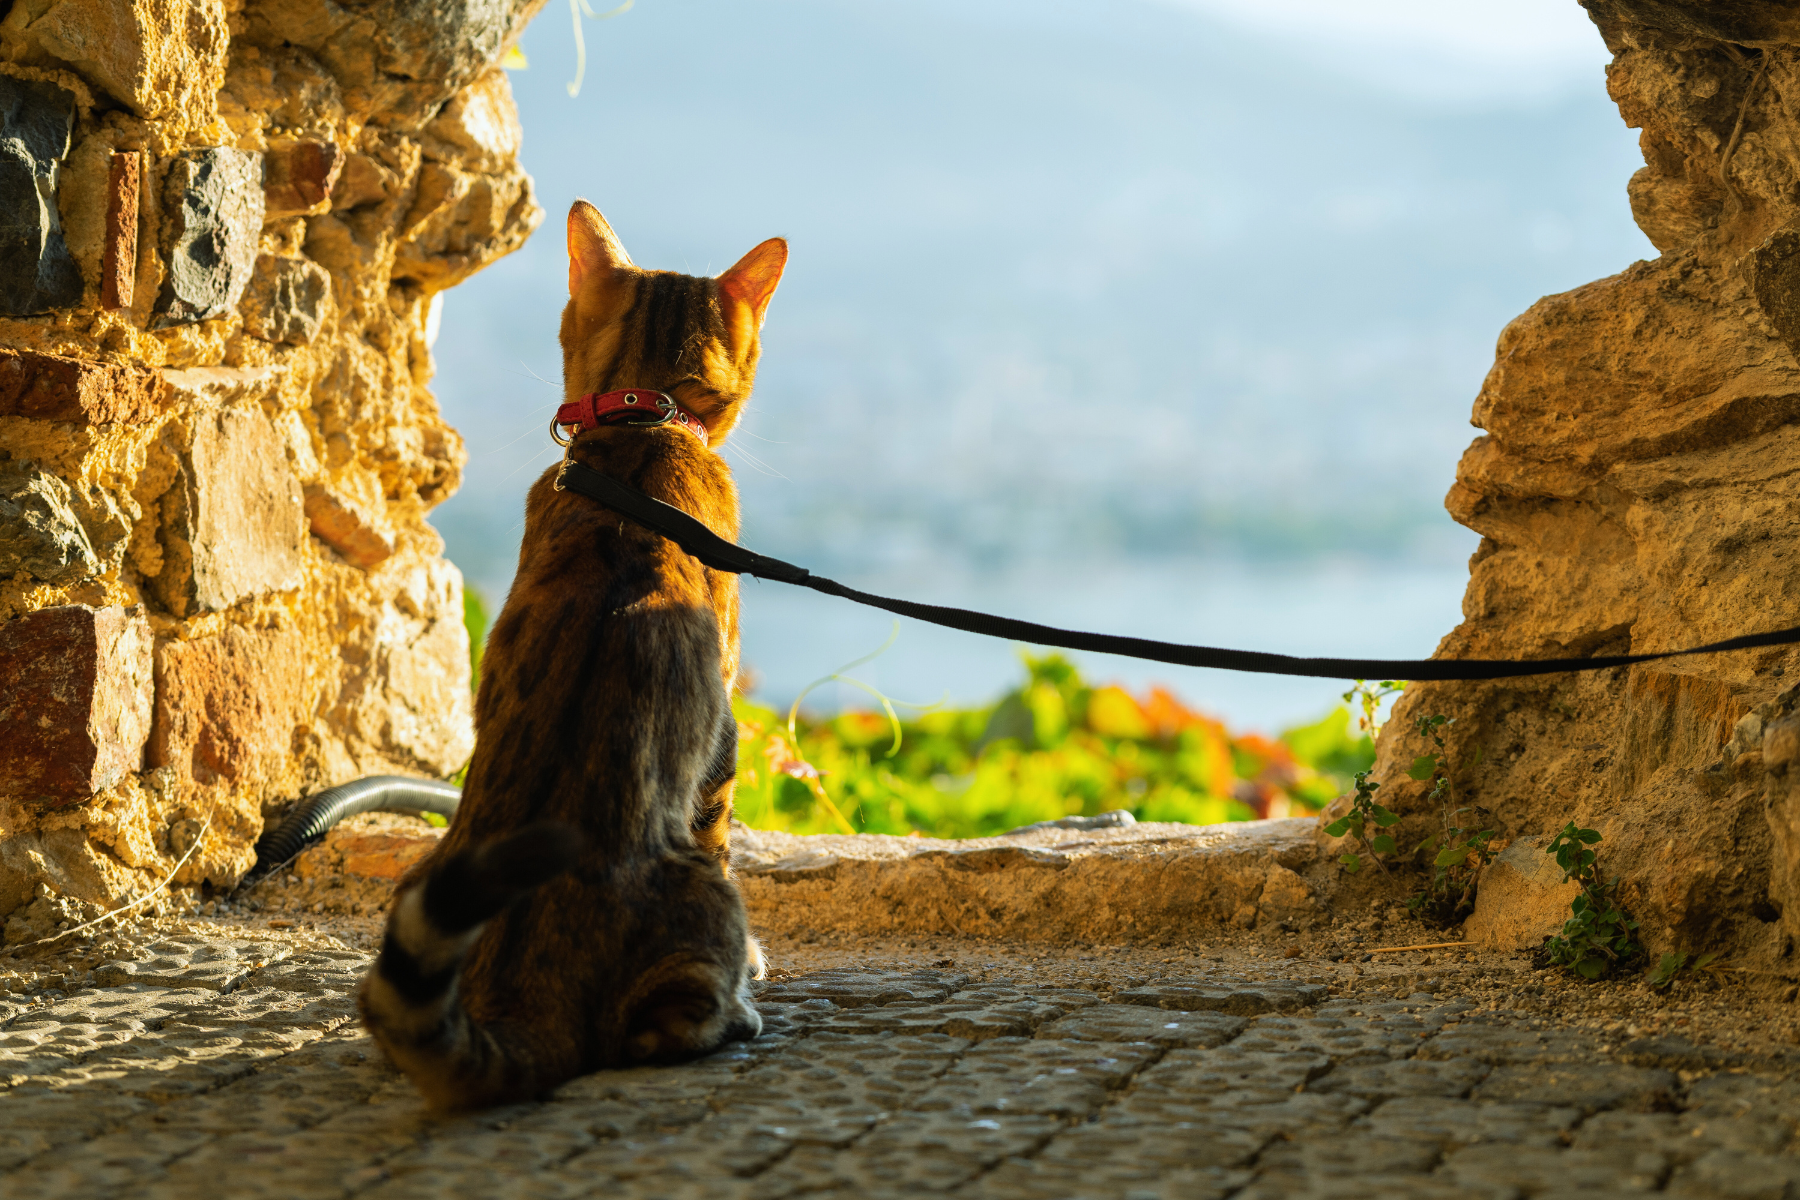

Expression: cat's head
xmin=561 ymin=199 xmax=786 ymax=446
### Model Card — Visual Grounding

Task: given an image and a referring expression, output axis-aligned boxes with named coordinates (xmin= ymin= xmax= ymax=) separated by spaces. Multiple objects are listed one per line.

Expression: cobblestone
xmin=1 ymin=918 xmax=1799 ymax=1197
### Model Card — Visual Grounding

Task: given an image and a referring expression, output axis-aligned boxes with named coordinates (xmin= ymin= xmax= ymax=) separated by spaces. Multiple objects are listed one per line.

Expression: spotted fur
xmin=359 ymin=200 xmax=787 ymax=1110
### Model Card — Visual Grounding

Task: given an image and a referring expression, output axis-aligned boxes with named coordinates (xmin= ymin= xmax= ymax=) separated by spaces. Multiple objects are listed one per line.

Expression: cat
xmin=357 ymin=199 xmax=788 ymax=1110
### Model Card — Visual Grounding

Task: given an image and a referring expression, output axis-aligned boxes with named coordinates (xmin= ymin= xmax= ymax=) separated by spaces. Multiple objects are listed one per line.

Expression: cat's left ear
xmin=717 ymin=238 xmax=788 ymax=331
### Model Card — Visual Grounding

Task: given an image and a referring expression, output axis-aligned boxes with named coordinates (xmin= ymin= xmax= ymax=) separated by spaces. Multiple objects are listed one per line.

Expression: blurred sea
xmin=427 ymin=0 xmax=1656 ymax=731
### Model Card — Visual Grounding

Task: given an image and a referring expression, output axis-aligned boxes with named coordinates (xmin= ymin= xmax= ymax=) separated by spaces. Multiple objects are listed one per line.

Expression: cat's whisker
xmin=721 ymin=443 xmax=788 ymax=480
xmin=497 ymin=444 xmax=563 ymax=484
xmin=512 ymin=360 xmax=562 ymax=389
xmin=486 ymin=412 xmax=568 ymax=457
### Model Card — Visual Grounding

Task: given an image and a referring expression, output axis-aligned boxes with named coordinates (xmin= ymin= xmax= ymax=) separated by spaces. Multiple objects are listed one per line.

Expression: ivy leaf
xmin=1649 ymin=952 xmax=1685 ymax=988
xmin=1577 ymin=828 xmax=1602 ymax=844
xmin=1576 ymin=956 xmax=1604 ymax=980
xmin=1372 ymin=835 xmax=1397 ymax=854
xmin=1372 ymin=805 xmax=1402 ymax=828
xmin=1339 ymin=854 xmax=1362 ymax=873
xmin=1435 ymin=845 xmax=1473 ymax=868
xmin=1323 ymin=817 xmax=1351 ymax=838
xmin=1407 ymin=756 xmax=1438 ymax=780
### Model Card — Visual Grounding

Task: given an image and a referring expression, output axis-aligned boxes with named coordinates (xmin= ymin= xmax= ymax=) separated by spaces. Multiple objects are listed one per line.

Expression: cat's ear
xmin=568 ymin=200 xmax=633 ymax=296
xmin=717 ymin=238 xmax=788 ymax=332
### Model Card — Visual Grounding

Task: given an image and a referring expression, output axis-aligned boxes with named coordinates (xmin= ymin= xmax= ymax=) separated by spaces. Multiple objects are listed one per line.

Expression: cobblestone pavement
xmin=2 ymin=918 xmax=1799 ymax=1199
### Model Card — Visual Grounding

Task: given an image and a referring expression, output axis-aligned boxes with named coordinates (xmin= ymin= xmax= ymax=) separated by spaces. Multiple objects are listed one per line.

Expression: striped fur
xmin=359 ymin=200 xmax=787 ymax=1110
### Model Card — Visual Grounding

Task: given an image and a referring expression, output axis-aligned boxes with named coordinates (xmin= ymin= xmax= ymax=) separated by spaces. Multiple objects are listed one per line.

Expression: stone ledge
xmin=733 ymin=818 xmax=1326 ymax=941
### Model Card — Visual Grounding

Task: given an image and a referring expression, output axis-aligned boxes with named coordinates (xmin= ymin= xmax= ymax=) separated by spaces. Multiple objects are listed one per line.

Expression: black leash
xmin=555 ymin=459 xmax=1800 ymax=682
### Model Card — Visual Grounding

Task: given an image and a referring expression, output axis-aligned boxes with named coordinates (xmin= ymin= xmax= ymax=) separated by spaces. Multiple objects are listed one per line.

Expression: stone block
xmin=240 ymin=253 xmax=329 ymax=345
xmin=153 ymin=147 xmax=264 ymax=328
xmin=0 ymin=456 xmax=97 ymax=582
xmin=323 ymin=556 xmax=474 ymax=777
xmin=302 ymin=480 xmax=393 ymax=567
xmin=262 ymin=140 xmax=342 ymax=218
xmin=1462 ymin=837 xmax=1581 ymax=951
xmin=151 ymin=405 xmax=305 ymax=615
xmin=150 ymin=623 xmax=309 ymax=784
xmin=0 ymin=604 xmax=153 ymax=805
xmin=735 ymin=818 xmax=1324 ymax=941
xmin=0 ymin=75 xmax=81 ymax=315
xmin=0 ymin=0 xmax=230 ymax=119
xmin=0 ymin=347 xmax=167 ymax=423
xmin=1471 ymin=1062 xmax=1676 ymax=1114
xmin=100 ymin=149 xmax=138 ymax=309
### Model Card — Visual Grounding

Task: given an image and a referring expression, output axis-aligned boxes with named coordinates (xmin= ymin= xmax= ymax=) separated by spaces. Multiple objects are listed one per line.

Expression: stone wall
xmin=1347 ymin=0 xmax=1800 ymax=968
xmin=0 ymin=0 xmax=544 ymax=929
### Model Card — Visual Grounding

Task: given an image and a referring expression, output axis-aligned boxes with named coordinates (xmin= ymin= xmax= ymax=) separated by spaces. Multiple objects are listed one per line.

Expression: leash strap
xmin=555 ymin=460 xmax=1800 ymax=681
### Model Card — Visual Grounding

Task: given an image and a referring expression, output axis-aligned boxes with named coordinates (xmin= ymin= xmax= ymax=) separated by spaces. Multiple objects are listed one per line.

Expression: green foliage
xmin=1322 ymin=771 xmax=1398 ymax=874
xmin=445 ymin=588 xmax=490 ymax=789
xmin=1342 ymin=678 xmax=1405 ymax=741
xmin=1405 ymin=714 xmax=1496 ymax=926
xmin=1284 ymin=708 xmax=1378 ymax=782
xmin=464 ymin=587 xmax=489 ymax=694
xmin=1542 ymin=822 xmax=1641 ymax=980
xmin=733 ymin=653 xmax=1373 ymax=839
xmin=1648 ymin=949 xmax=1719 ymax=990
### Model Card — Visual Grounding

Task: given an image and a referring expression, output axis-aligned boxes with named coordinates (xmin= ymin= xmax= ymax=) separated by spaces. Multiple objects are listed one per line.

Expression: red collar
xmin=553 ymin=389 xmax=708 ymax=443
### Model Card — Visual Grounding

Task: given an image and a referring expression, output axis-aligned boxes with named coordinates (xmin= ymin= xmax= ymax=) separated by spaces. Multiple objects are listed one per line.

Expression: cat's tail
xmin=357 ymin=823 xmax=584 ymax=1110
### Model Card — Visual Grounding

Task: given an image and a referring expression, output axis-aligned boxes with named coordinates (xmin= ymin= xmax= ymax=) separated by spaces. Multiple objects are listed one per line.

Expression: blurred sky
xmin=427 ymin=0 xmax=1654 ymax=731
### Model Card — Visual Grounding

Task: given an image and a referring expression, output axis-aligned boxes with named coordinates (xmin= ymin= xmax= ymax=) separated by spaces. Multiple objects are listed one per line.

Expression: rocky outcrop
xmin=1352 ymin=0 xmax=1800 ymax=969
xmin=0 ymin=0 xmax=545 ymax=928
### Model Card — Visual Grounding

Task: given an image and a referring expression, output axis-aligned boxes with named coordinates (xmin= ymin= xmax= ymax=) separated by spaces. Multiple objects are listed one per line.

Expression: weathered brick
xmin=295 ymin=826 xmax=442 ymax=883
xmin=262 ymin=141 xmax=343 ymax=219
xmin=101 ymin=151 xmax=141 ymax=311
xmin=0 ymin=349 xmax=167 ymax=424
xmin=150 ymin=624 xmax=310 ymax=784
xmin=0 ymin=605 xmax=153 ymax=805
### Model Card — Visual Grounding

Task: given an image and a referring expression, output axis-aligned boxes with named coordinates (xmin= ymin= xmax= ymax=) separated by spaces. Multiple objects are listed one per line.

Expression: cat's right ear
xmin=568 ymin=200 xmax=633 ymax=296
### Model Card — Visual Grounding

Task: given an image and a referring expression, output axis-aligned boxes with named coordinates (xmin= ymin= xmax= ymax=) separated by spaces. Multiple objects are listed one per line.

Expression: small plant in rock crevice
xmin=1405 ymin=714 xmax=1496 ymax=927
xmin=1649 ymin=948 xmax=1719 ymax=990
xmin=1323 ymin=771 xmax=1399 ymax=874
xmin=1542 ymin=822 xmax=1641 ymax=981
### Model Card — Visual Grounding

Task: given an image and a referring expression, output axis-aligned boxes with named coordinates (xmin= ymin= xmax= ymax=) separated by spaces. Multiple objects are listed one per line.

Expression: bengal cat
xmin=358 ymin=199 xmax=787 ymax=1110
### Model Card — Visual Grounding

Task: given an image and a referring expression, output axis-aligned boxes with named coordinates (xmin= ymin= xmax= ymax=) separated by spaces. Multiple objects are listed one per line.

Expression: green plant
xmin=732 ymin=653 xmax=1368 ymax=838
xmin=1542 ymin=822 xmax=1641 ymax=980
xmin=1648 ymin=949 xmax=1719 ymax=990
xmin=464 ymin=587 xmax=489 ymax=694
xmin=1342 ymin=679 xmax=1405 ymax=742
xmin=1323 ymin=771 xmax=1399 ymax=874
xmin=444 ymin=588 xmax=490 ymax=792
xmin=1405 ymin=714 xmax=1496 ymax=925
